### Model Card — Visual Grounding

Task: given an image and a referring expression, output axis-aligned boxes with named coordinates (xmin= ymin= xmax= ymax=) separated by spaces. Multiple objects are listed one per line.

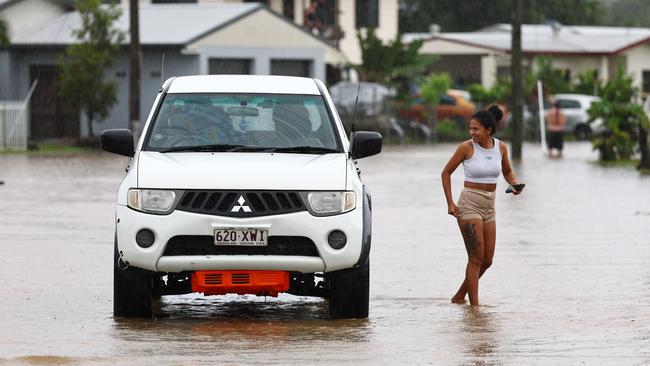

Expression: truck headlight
xmin=301 ymin=191 xmax=356 ymax=216
xmin=127 ymin=189 xmax=180 ymax=214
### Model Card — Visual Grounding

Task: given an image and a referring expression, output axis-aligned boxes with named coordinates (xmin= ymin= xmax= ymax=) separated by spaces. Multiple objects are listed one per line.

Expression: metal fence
xmin=0 ymin=81 xmax=37 ymax=151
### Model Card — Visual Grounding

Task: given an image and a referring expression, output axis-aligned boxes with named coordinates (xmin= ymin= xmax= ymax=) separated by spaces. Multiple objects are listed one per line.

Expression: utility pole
xmin=129 ymin=0 xmax=140 ymax=140
xmin=511 ymin=0 xmax=523 ymax=160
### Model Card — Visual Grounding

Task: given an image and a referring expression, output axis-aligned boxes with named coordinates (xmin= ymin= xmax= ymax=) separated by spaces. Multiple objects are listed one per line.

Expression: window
xmin=270 ymin=59 xmax=312 ymax=77
xmin=146 ymin=94 xmax=339 ymax=151
xmin=208 ymin=59 xmax=252 ymax=75
xmin=356 ymin=0 xmax=378 ymax=28
xmin=282 ymin=0 xmax=294 ymax=19
xmin=557 ymin=99 xmax=581 ymax=109
xmin=643 ymin=70 xmax=650 ymax=93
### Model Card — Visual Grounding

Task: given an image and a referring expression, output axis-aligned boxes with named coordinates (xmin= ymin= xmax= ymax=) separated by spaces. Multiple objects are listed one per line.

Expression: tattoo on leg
xmin=463 ymin=223 xmax=479 ymax=257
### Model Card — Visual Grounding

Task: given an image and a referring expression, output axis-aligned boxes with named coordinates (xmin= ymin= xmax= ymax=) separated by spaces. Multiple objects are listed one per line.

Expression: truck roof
xmin=167 ymin=75 xmax=322 ymax=95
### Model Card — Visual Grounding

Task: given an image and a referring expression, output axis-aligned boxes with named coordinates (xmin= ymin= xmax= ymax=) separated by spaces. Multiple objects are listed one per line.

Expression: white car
xmin=550 ymin=94 xmax=604 ymax=140
xmin=101 ymin=75 xmax=382 ymax=319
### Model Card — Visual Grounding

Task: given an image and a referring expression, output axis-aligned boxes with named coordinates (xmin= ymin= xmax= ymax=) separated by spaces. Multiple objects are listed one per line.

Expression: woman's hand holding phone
xmin=506 ymin=183 xmax=525 ymax=195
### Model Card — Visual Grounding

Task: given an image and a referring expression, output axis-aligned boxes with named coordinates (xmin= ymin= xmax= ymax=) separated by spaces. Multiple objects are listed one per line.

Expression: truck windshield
xmin=144 ymin=93 xmax=341 ymax=153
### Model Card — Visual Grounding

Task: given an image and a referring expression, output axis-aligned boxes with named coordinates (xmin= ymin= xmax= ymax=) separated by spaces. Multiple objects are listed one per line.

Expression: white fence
xmin=0 ymin=81 xmax=38 ymax=151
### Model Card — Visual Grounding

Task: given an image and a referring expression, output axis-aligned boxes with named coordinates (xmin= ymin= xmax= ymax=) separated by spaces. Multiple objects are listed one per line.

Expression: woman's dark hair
xmin=471 ymin=105 xmax=503 ymax=135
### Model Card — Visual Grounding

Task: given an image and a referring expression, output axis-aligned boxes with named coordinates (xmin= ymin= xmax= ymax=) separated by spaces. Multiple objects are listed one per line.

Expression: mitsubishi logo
xmin=231 ymin=195 xmax=252 ymax=213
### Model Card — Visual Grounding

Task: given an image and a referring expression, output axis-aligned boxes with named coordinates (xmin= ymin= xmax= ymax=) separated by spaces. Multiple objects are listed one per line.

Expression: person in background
xmin=545 ymin=101 xmax=566 ymax=158
xmin=441 ymin=105 xmax=523 ymax=306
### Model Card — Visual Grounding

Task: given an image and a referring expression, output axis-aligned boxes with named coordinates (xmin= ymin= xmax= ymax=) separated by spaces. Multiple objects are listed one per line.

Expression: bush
xmin=588 ymin=68 xmax=646 ymax=162
xmin=435 ymin=119 xmax=467 ymax=142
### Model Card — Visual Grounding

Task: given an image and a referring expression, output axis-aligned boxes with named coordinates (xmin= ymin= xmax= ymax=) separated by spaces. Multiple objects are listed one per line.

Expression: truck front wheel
xmin=328 ymin=259 xmax=369 ymax=319
xmin=113 ymin=239 xmax=156 ymax=318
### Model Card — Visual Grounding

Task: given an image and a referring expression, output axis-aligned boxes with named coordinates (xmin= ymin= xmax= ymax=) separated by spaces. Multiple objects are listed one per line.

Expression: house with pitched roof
xmin=406 ymin=23 xmax=650 ymax=94
xmin=1 ymin=2 xmax=347 ymax=139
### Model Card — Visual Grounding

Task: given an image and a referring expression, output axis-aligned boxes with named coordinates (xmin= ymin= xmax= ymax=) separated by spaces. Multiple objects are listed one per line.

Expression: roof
xmin=0 ymin=0 xmax=73 ymax=11
xmin=407 ymin=24 xmax=650 ymax=55
xmin=11 ymin=3 xmax=262 ymax=45
xmin=167 ymin=75 xmax=321 ymax=95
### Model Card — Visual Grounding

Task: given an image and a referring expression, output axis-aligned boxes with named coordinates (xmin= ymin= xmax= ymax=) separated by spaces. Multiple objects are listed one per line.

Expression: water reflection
xmin=111 ymin=294 xmax=371 ymax=350
xmin=461 ymin=306 xmax=498 ymax=364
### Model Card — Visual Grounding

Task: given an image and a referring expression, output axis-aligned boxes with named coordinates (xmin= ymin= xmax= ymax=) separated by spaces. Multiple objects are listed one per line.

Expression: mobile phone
xmin=506 ymin=183 xmax=525 ymax=193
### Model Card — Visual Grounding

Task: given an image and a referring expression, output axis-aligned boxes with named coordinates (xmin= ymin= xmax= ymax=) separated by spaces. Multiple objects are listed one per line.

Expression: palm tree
xmin=0 ymin=16 xmax=9 ymax=48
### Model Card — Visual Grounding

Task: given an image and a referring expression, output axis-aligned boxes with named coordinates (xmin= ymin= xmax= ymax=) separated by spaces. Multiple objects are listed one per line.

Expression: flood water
xmin=1 ymin=142 xmax=649 ymax=365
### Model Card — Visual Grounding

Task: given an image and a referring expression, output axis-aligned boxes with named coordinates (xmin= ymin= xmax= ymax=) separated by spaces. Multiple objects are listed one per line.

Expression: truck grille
xmin=175 ymin=190 xmax=306 ymax=217
xmin=163 ymin=235 xmax=319 ymax=257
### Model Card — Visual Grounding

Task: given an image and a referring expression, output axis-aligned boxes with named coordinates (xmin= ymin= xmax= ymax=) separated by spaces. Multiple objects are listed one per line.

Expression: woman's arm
xmin=441 ymin=142 xmax=468 ymax=216
xmin=500 ymin=142 xmax=522 ymax=194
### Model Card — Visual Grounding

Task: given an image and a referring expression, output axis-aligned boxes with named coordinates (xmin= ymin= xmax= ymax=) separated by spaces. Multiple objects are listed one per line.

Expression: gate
xmin=0 ymin=81 xmax=37 ymax=151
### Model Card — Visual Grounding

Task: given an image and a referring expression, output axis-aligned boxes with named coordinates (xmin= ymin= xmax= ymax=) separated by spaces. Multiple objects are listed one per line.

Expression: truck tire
xmin=328 ymin=259 xmax=369 ymax=319
xmin=113 ymin=239 xmax=155 ymax=318
xmin=574 ymin=125 xmax=592 ymax=141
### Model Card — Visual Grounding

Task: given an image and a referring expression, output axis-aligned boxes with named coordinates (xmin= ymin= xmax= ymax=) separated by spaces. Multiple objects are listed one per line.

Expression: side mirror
xmin=101 ymin=129 xmax=134 ymax=157
xmin=350 ymin=131 xmax=382 ymax=159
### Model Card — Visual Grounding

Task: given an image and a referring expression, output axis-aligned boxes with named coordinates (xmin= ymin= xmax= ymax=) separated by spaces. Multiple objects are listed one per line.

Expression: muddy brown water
xmin=1 ymin=142 xmax=649 ymax=365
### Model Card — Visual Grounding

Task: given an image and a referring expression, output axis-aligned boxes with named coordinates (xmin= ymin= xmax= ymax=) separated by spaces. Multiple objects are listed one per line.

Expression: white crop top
xmin=463 ymin=138 xmax=502 ymax=184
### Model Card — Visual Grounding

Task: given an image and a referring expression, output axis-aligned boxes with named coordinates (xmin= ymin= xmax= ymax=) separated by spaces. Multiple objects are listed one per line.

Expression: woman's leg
xmin=481 ymin=220 xmax=496 ymax=274
xmin=452 ymin=220 xmax=495 ymax=304
xmin=451 ymin=218 xmax=485 ymax=305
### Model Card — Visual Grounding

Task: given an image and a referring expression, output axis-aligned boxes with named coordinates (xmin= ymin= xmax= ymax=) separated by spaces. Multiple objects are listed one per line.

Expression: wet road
xmin=1 ymin=142 xmax=649 ymax=365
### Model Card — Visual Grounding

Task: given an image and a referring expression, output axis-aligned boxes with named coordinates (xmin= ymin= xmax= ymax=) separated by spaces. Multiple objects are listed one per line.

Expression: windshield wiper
xmin=270 ymin=146 xmax=341 ymax=154
xmin=227 ymin=145 xmax=276 ymax=152
xmin=159 ymin=144 xmax=245 ymax=153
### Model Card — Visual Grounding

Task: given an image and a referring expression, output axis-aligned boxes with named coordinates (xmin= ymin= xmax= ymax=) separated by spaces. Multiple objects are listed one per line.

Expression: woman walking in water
xmin=441 ymin=105 xmax=523 ymax=306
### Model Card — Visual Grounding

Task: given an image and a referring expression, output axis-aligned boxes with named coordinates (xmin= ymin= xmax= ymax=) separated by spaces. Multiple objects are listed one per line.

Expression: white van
xmin=101 ymin=75 xmax=382 ymax=319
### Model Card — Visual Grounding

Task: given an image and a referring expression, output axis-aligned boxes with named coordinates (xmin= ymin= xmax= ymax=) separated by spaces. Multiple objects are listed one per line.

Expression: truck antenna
xmin=161 ymin=53 xmax=165 ymax=86
xmin=350 ymin=81 xmax=361 ymax=135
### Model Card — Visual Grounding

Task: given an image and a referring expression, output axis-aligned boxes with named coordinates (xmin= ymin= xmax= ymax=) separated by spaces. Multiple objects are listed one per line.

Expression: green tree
xmin=399 ymin=0 xmax=604 ymax=33
xmin=357 ymin=28 xmax=435 ymax=99
xmin=419 ymin=73 xmax=452 ymax=141
xmin=419 ymin=73 xmax=451 ymax=106
xmin=572 ymin=69 xmax=604 ymax=96
xmin=467 ymin=82 xmax=509 ymax=109
xmin=588 ymin=68 xmax=648 ymax=164
xmin=58 ymin=0 xmax=125 ymax=138
xmin=601 ymin=0 xmax=650 ymax=27
xmin=0 ymin=16 xmax=9 ymax=48
xmin=529 ymin=57 xmax=571 ymax=95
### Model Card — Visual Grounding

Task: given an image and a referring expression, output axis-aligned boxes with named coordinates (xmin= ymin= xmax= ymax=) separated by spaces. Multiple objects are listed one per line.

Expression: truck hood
xmin=137 ymin=151 xmax=347 ymax=190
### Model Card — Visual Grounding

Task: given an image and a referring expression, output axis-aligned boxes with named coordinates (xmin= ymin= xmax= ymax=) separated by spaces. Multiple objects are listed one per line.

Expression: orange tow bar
xmin=191 ymin=270 xmax=290 ymax=297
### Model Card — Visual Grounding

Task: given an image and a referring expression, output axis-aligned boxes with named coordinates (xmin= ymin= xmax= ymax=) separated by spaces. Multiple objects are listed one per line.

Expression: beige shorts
xmin=457 ymin=187 xmax=496 ymax=223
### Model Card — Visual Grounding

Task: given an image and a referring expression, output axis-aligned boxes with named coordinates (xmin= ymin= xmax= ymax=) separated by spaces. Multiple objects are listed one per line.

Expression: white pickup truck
xmin=101 ymin=75 xmax=382 ymax=319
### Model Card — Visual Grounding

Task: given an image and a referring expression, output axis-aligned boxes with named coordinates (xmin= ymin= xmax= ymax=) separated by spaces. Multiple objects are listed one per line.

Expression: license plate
xmin=214 ymin=228 xmax=268 ymax=246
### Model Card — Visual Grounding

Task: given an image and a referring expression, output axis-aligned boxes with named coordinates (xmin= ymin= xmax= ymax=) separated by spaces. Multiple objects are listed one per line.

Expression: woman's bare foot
xmin=451 ymin=296 xmax=466 ymax=304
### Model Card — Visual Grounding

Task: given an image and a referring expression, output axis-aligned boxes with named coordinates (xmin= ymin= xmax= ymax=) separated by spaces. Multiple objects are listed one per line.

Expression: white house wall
xmin=420 ymin=39 xmax=495 ymax=55
xmin=185 ymin=46 xmax=325 ymax=81
xmin=624 ymin=43 xmax=650 ymax=91
xmin=541 ymin=56 xmax=602 ymax=79
xmin=1 ymin=0 xmax=66 ymax=38
xmin=187 ymin=8 xmax=339 ymax=80
xmin=338 ymin=0 xmax=398 ymax=65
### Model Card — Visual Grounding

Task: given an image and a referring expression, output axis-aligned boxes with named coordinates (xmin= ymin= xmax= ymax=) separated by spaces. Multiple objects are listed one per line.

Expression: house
xmin=406 ymin=23 xmax=650 ymax=94
xmin=112 ymin=0 xmax=399 ymax=65
xmin=0 ymin=0 xmax=72 ymax=37
xmin=0 ymin=0 xmax=73 ymax=98
xmin=1 ymin=2 xmax=347 ymax=139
